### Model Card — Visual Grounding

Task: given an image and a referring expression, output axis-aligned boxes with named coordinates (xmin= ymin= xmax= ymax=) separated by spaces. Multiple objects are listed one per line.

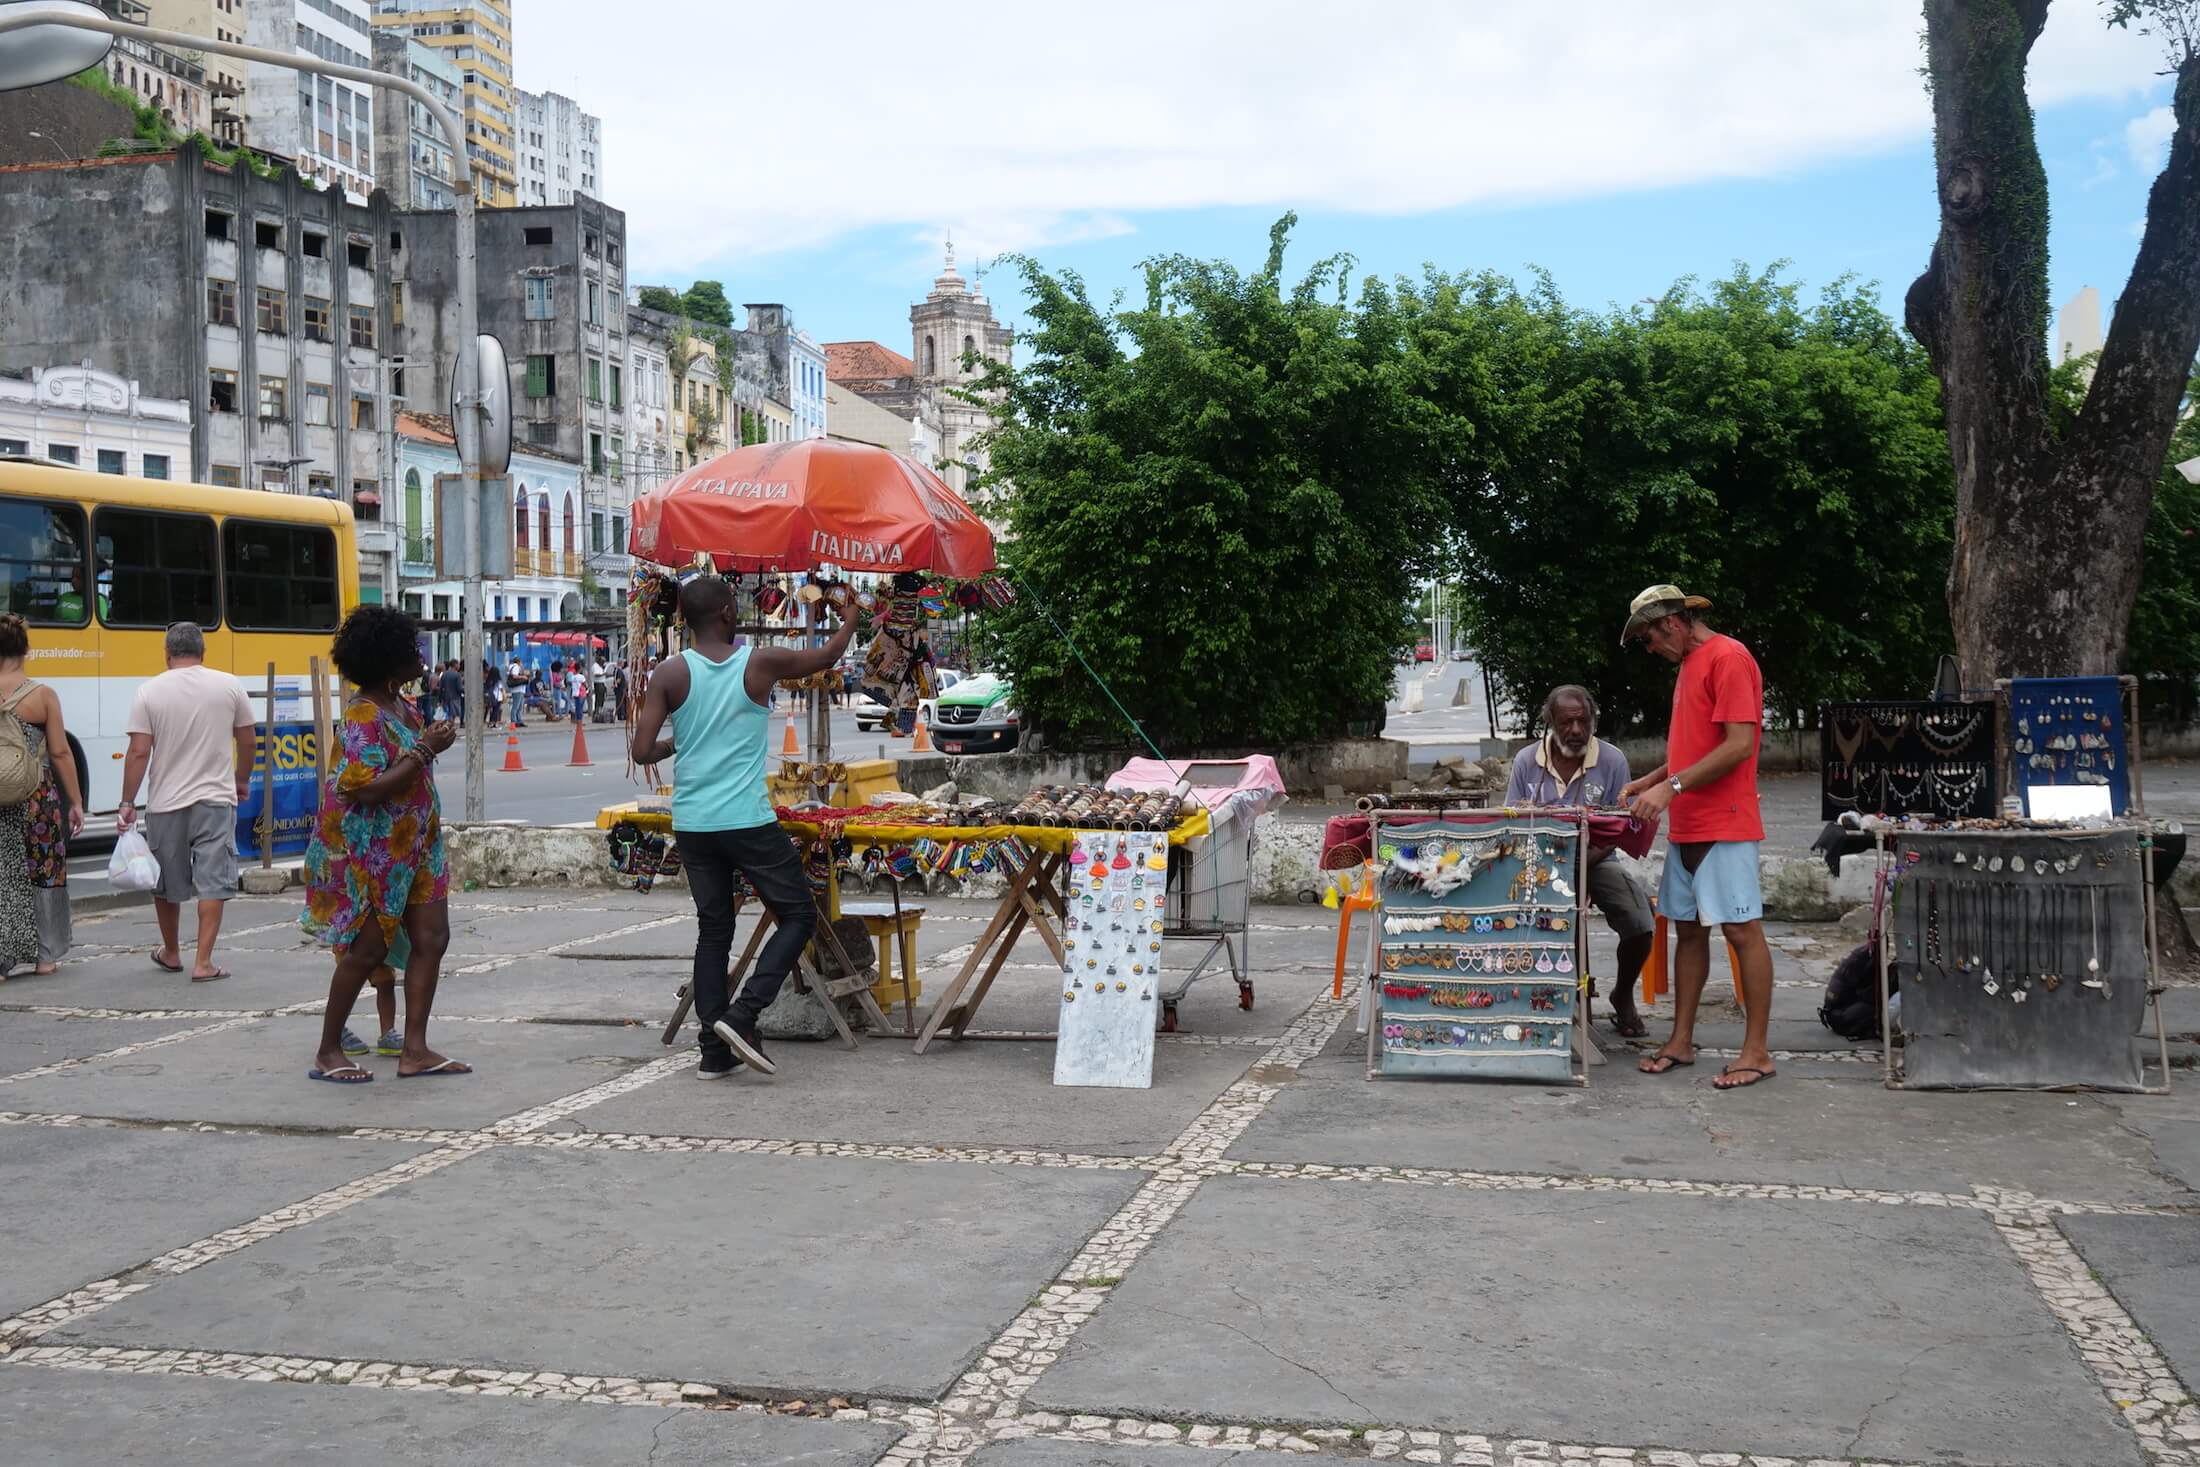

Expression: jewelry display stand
xmin=1820 ymin=699 xmax=1997 ymax=819
xmin=1877 ymin=823 xmax=2169 ymax=1092
xmin=1364 ymin=810 xmax=1591 ymax=1086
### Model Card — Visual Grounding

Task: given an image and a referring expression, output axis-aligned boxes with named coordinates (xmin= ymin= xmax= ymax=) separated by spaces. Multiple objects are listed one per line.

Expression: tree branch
xmin=2076 ymin=58 xmax=2200 ymax=489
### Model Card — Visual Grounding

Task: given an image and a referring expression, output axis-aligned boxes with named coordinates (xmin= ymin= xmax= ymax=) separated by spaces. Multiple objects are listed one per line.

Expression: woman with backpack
xmin=0 ymin=614 xmax=86 ymax=978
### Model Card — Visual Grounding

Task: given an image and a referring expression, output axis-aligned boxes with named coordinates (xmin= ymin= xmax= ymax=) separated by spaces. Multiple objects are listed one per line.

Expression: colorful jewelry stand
xmin=1365 ymin=809 xmax=1591 ymax=1085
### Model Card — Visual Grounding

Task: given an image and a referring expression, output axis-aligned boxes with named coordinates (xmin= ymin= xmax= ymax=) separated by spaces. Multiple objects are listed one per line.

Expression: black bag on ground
xmin=1818 ymin=940 xmax=1892 ymax=1041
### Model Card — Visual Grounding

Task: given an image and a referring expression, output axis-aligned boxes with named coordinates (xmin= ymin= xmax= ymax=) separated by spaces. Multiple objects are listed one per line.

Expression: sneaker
xmin=375 ymin=1029 xmax=404 ymax=1057
xmin=339 ymin=1027 xmax=370 ymax=1056
xmin=711 ymin=1017 xmax=776 ymax=1075
xmin=696 ymin=1051 xmax=744 ymax=1081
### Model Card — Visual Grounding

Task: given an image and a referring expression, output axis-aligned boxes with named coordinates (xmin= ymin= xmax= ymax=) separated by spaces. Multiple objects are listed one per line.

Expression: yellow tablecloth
xmin=596 ymin=802 xmax=1213 ymax=853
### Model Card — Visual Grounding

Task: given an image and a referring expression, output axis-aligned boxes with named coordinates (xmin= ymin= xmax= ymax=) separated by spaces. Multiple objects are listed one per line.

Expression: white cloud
xmin=2125 ymin=104 xmax=2178 ymax=169
xmin=509 ymin=0 xmax=2166 ymax=279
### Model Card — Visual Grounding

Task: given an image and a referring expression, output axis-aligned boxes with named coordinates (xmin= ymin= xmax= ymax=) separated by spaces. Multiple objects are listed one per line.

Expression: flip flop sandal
xmin=1610 ymin=1009 xmax=1649 ymax=1039
xmin=308 ymin=1066 xmax=374 ymax=1084
xmin=398 ymin=1058 xmax=473 ymax=1079
xmin=150 ymin=952 xmax=184 ymax=973
xmin=1638 ymin=1053 xmax=1695 ymax=1074
xmin=190 ymin=968 xmax=230 ymax=983
xmin=1715 ymin=1065 xmax=1776 ymax=1090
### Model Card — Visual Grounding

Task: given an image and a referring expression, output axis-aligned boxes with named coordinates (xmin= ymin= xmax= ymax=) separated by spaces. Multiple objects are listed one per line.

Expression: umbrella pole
xmin=807 ymin=588 xmax=832 ymax=805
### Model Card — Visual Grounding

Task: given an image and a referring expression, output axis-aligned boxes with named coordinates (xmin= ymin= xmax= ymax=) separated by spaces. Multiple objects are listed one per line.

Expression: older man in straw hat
xmin=1617 ymin=584 xmax=1777 ymax=1091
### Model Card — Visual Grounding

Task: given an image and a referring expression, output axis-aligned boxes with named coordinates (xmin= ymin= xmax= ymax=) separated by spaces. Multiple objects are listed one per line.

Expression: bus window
xmin=225 ymin=519 xmax=339 ymax=631
xmin=94 ymin=507 xmax=219 ymax=629
xmin=0 ymin=496 xmax=90 ymax=626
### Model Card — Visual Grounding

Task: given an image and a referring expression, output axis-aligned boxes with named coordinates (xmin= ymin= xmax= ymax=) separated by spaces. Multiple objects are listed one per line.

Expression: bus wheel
xmin=66 ymin=734 xmax=87 ymax=808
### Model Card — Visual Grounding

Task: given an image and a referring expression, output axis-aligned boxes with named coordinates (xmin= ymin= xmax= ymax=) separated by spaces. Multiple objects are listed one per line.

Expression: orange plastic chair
xmin=1331 ymin=862 xmax=1378 ymax=1000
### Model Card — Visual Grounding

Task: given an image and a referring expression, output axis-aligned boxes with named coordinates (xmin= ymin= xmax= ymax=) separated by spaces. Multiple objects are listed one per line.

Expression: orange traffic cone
xmin=568 ymin=715 xmax=592 ymax=767
xmin=911 ymin=718 xmax=933 ymax=753
xmin=781 ymin=716 xmax=800 ymax=757
xmin=500 ymin=728 xmax=527 ymax=772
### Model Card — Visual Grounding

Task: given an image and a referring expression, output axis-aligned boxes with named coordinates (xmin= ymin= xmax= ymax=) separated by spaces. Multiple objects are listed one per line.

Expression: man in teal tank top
xmin=630 ymin=576 xmax=857 ymax=1077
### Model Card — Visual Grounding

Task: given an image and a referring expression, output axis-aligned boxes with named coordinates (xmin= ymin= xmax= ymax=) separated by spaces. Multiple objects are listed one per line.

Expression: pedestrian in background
xmin=506 ymin=656 xmax=529 ymax=727
xmin=119 ymin=621 xmax=254 ymax=982
xmin=1620 ymin=584 xmax=1776 ymax=1090
xmin=436 ymin=659 xmax=463 ymax=723
xmin=0 ymin=614 xmax=85 ymax=978
xmin=301 ymin=604 xmax=465 ymax=1083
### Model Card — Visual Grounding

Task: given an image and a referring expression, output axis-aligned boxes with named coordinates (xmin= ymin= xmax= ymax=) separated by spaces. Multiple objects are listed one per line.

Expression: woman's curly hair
xmin=329 ymin=604 xmax=423 ymax=690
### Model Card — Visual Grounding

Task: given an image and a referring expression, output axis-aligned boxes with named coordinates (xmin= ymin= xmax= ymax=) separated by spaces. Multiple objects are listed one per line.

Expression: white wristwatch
xmin=1668 ymin=776 xmax=1684 ymax=795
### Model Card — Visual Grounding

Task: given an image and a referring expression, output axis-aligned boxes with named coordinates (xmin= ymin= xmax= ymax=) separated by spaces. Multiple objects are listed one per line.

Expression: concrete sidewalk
xmin=1 ymin=890 xmax=2195 ymax=1466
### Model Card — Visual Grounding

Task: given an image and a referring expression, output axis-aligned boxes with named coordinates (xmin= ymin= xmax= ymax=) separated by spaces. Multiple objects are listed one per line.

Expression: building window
xmin=609 ymin=434 xmax=623 ymax=479
xmin=389 ymin=281 xmax=405 ymax=328
xmin=528 ymin=422 xmax=558 ymax=446
xmin=590 ymin=509 xmax=605 ymax=553
xmin=305 ymin=382 xmax=332 ymax=426
xmin=584 ymin=230 xmax=599 ymax=256
xmin=307 ymin=472 xmax=334 ymax=497
xmin=255 ymin=219 xmax=282 ymax=250
xmin=525 ymin=354 xmax=555 ymax=397
xmin=524 ymin=225 xmax=553 ymax=247
xmin=205 ymin=209 xmax=232 ymax=240
xmin=96 ymin=449 xmax=125 ymax=475
xmin=924 ymin=335 xmax=936 ymax=374
xmin=258 ymin=377 xmax=287 ymax=422
xmin=304 ymin=296 xmax=333 ymax=342
xmin=590 ymin=432 xmax=603 ymax=474
xmin=0 ymin=439 xmax=24 ymax=457
xmin=609 ymin=362 xmax=621 ymax=408
xmin=208 ymin=370 xmax=238 ymax=414
xmin=209 ymin=464 xmax=241 ymax=487
xmin=45 ymin=445 xmax=78 ymax=466
xmin=255 ymin=286 xmax=286 ymax=335
xmin=206 ymin=278 xmax=238 ymax=327
xmin=403 ymin=468 xmax=426 ymax=560
xmin=561 ymin=491 xmax=575 ymax=552
xmin=611 ymin=512 xmax=625 ymax=552
xmin=524 ymin=275 xmax=552 ymax=320
xmin=347 ymin=238 xmax=371 ymax=270
xmin=607 ymin=240 xmax=622 ymax=266
xmin=587 ymin=280 xmax=600 ymax=325
xmin=143 ymin=454 xmax=169 ymax=481
xmin=353 ymin=395 xmax=376 ymax=429
xmin=587 ymin=356 xmax=602 ymax=403
xmin=513 ymin=488 xmax=528 ymax=547
xmin=302 ymin=230 xmax=327 ymax=258
xmin=353 ymin=479 xmax=378 ymax=519
xmin=93 ymin=507 xmax=219 ymax=629
xmin=348 ymin=306 xmax=375 ymax=349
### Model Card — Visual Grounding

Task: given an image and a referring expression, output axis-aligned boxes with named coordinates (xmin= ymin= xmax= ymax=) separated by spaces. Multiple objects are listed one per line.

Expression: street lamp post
xmin=0 ymin=1 xmax=491 ymax=820
xmin=24 ymin=128 xmax=69 ymax=159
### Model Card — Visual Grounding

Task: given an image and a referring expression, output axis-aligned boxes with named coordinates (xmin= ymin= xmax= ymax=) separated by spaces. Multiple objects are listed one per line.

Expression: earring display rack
xmin=1365 ymin=810 xmax=1590 ymax=1085
xmin=1877 ymin=823 xmax=2167 ymax=1093
xmin=1819 ymin=699 xmax=1998 ymax=820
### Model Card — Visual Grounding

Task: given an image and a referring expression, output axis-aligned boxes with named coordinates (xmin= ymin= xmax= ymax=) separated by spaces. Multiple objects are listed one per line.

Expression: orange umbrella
xmin=628 ymin=440 xmax=996 ymax=577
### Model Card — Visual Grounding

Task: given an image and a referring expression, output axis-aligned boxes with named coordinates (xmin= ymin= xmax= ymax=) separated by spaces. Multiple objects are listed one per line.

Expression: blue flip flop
xmin=308 ymin=1065 xmax=374 ymax=1084
xmin=398 ymin=1058 xmax=473 ymax=1079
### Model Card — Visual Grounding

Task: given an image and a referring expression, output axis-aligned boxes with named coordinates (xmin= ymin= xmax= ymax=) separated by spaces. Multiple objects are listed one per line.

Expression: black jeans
xmin=677 ymin=823 xmax=816 ymax=1057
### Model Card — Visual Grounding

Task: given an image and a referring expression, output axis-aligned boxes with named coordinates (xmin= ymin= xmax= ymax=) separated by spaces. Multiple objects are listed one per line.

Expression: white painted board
xmin=1052 ymin=827 xmax=1167 ymax=1089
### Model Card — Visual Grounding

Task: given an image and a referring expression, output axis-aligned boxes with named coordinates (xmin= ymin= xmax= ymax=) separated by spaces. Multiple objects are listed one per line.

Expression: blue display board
xmin=1367 ymin=812 xmax=1586 ymax=1085
xmin=235 ymin=722 xmax=322 ymax=860
xmin=2009 ymin=677 xmax=2131 ymax=817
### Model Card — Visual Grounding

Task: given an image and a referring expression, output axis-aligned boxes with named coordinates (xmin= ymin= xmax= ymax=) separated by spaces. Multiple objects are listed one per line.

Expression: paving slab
xmin=2089 ymin=1086 xmax=2200 ymax=1193
xmin=2059 ymin=1212 xmax=2200 ymax=1388
xmin=434 ymin=958 xmax=686 ymax=1023
xmin=0 ymin=1014 xmax=201 ymax=1077
xmin=0 ymin=1016 xmax=660 ymax=1130
xmin=1242 ymin=1013 xmax=2190 ymax=1204
xmin=973 ymin=1441 xmax=1292 ymax=1466
xmin=1030 ymin=1176 xmax=2139 ymax=1466
xmin=0 ymin=1126 xmax=426 ymax=1316
xmin=0 ymin=1363 xmax=902 ymax=1465
xmin=60 ymin=1145 xmax=1144 ymax=1399
xmin=581 ymin=1028 xmax=1254 ymax=1156
xmin=8 ymin=943 xmax=322 ymax=1014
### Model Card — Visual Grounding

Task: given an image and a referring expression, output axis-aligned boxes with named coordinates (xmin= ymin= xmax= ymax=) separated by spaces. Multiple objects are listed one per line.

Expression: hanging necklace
xmin=1830 ymin=709 xmax=1870 ymax=764
xmin=1919 ymin=707 xmax=1982 ymax=756
xmin=1931 ymin=764 xmax=1983 ymax=817
xmin=2083 ymin=885 xmax=2106 ymax=995
xmin=1884 ymin=764 xmax=1925 ymax=812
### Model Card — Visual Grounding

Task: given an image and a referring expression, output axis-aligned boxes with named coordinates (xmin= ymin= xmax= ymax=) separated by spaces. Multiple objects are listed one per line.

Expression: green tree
xmin=681 ymin=280 xmax=735 ymax=328
xmin=2131 ymin=371 xmax=2200 ymax=723
xmin=1403 ymin=266 xmax=1955 ymax=735
xmin=634 ymin=285 xmax=684 ymax=315
xmin=969 ymin=216 xmax=1447 ymax=748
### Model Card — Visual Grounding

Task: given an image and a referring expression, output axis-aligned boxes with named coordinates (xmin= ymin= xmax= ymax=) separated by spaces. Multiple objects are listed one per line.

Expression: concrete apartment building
xmin=516 ymin=89 xmax=602 ymax=207
xmin=140 ymin=0 xmax=246 ymax=144
xmin=0 ymin=150 xmax=402 ymax=594
xmin=623 ymin=308 xmax=676 ymax=490
xmin=369 ymin=29 xmax=461 ymax=211
xmin=243 ymin=0 xmax=380 ymax=202
xmin=372 ymin=0 xmax=518 ymax=205
xmin=0 ymin=365 xmax=193 ymax=479
xmin=397 ymin=199 xmax=632 ymax=614
xmin=99 ymin=0 xmax=211 ymax=138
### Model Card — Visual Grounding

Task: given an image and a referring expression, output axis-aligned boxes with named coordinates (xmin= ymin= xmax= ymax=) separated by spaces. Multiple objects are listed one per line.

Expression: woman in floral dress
xmin=0 ymin=614 xmax=85 ymax=977
xmin=300 ymin=605 xmax=466 ymax=1083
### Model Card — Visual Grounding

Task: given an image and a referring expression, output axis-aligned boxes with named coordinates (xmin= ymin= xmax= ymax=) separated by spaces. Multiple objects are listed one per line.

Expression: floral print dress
xmin=301 ymin=699 xmax=448 ymax=953
xmin=1 ymin=708 xmax=67 ymax=970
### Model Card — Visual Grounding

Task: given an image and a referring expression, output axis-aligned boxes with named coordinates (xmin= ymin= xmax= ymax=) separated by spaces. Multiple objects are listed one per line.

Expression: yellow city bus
xmin=0 ymin=459 xmax=357 ymax=814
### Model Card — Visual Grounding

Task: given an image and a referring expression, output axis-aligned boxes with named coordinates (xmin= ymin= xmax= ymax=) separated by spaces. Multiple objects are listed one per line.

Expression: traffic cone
xmin=500 ymin=728 xmax=527 ymax=772
xmin=781 ymin=717 xmax=800 ymax=757
xmin=911 ymin=718 xmax=932 ymax=753
xmin=568 ymin=715 xmax=592 ymax=767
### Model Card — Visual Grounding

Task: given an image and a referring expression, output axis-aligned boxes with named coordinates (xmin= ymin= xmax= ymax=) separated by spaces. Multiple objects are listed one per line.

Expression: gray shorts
xmin=1586 ymin=854 xmax=1655 ymax=940
xmin=146 ymin=802 xmax=239 ymax=904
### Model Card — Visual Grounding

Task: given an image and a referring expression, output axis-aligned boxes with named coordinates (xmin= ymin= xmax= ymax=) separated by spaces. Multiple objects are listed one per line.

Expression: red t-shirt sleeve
xmin=1707 ymin=643 xmax=1761 ymax=727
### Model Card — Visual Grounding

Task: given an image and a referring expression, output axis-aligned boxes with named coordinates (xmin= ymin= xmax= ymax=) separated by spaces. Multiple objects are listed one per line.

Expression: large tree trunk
xmin=1907 ymin=0 xmax=2200 ymax=683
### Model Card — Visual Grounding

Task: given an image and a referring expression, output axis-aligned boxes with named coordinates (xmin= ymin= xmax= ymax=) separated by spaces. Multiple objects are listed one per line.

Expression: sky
xmin=515 ymin=1 xmax=2182 ymax=350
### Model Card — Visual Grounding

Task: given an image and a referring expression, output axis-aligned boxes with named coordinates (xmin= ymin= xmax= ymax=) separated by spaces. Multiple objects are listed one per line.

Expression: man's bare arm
xmin=629 ymin=658 xmax=688 ymax=766
xmin=746 ymin=612 xmax=857 ymax=705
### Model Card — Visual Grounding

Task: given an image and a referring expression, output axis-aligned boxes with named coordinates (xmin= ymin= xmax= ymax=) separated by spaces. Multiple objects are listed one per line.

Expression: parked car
xmin=929 ymin=673 xmax=1020 ymax=754
xmin=1450 ymin=647 xmax=1471 ymax=661
xmin=916 ymin=668 xmax=965 ymax=731
xmin=1413 ymin=641 xmax=1435 ymax=663
xmin=856 ymin=668 xmax=965 ymax=733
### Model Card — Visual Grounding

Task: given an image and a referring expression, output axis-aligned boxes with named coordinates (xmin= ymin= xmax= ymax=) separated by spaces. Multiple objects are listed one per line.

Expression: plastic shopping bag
xmin=107 ymin=829 xmax=162 ymax=893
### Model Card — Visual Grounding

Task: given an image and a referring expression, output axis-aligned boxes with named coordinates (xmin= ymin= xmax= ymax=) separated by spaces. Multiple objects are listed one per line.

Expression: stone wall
xmin=896 ymin=738 xmax=1409 ymax=799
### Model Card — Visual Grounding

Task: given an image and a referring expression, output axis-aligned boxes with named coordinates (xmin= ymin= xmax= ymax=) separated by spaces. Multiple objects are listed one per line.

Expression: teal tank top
xmin=668 ymin=645 xmax=775 ymax=832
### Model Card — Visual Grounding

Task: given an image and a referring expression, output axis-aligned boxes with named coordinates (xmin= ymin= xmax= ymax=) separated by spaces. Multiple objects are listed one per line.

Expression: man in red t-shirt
xmin=1617 ymin=584 xmax=1776 ymax=1090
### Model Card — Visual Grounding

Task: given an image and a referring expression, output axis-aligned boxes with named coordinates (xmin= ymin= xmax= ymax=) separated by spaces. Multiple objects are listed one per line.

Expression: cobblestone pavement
xmin=2 ymin=888 xmax=2196 ymax=1465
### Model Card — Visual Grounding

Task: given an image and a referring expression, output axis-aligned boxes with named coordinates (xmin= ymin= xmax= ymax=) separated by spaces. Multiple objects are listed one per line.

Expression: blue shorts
xmin=1657 ymin=840 xmax=1762 ymax=926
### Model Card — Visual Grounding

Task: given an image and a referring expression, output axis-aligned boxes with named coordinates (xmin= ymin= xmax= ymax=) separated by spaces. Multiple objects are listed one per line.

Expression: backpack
xmin=0 ymin=682 xmax=46 ymax=805
xmin=1818 ymin=940 xmax=1895 ymax=1042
